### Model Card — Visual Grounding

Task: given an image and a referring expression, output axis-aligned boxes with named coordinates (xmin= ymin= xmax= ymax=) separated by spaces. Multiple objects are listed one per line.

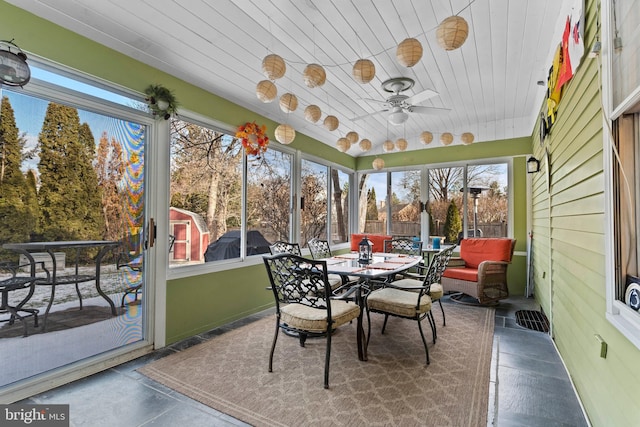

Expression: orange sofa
xmin=441 ymin=238 xmax=516 ymax=305
xmin=350 ymin=234 xmax=392 ymax=253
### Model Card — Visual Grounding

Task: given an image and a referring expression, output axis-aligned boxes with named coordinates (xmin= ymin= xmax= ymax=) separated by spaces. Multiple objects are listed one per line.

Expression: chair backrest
xmin=422 ymin=245 xmax=456 ymax=286
xmin=459 ymin=238 xmax=515 ymax=269
xmin=383 ymin=238 xmax=422 ymax=256
xmin=263 ymin=253 xmax=330 ymax=312
xmin=307 ymin=238 xmax=332 ymax=259
xmin=269 ymin=241 xmax=302 ymax=256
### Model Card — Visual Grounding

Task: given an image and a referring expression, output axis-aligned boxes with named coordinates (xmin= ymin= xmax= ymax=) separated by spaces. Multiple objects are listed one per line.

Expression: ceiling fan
xmin=354 ymin=77 xmax=450 ymax=125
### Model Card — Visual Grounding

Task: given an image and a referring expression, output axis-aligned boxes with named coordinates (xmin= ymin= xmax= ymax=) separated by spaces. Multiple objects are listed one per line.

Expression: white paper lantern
xmin=279 ymin=93 xmax=298 ymax=112
xmin=395 ymin=138 xmax=408 ymax=151
xmin=383 ymin=139 xmax=395 ymax=152
xmin=420 ymin=131 xmax=434 ymax=145
xmin=359 ymin=138 xmax=372 ymax=152
xmin=303 ymin=63 xmax=326 ymax=88
xmin=275 ymin=124 xmax=296 ymax=144
xmin=256 ymin=80 xmax=277 ymax=103
xmin=436 ymin=16 xmax=469 ymax=51
xmin=372 ymin=157 xmax=385 ymax=170
xmin=336 ymin=137 xmax=351 ymax=152
xmin=261 ymin=54 xmax=286 ymax=80
xmin=461 ymin=132 xmax=475 ymax=145
xmin=440 ymin=132 xmax=454 ymax=146
xmin=346 ymin=131 xmax=359 ymax=143
xmin=323 ymin=115 xmax=339 ymax=131
xmin=304 ymin=105 xmax=322 ymax=123
xmin=396 ymin=38 xmax=423 ymax=67
xmin=352 ymin=59 xmax=376 ymax=83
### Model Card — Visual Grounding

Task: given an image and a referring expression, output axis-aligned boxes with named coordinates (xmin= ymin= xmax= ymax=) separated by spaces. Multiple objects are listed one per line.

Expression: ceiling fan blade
xmin=405 ymin=89 xmax=439 ymax=105
xmin=352 ymin=109 xmax=389 ymax=121
xmin=408 ymin=105 xmax=451 ymax=115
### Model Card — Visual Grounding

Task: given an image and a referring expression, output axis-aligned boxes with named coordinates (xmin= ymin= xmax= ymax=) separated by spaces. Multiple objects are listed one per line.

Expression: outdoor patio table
xmin=2 ymin=240 xmax=120 ymax=332
xmin=323 ymin=253 xmax=422 ymax=362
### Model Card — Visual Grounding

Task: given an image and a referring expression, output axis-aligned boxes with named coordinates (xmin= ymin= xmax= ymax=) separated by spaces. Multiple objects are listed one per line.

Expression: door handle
xmin=148 ymin=218 xmax=156 ymax=248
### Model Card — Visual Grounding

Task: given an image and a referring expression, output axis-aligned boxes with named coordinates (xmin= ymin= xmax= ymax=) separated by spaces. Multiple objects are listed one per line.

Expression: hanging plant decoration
xmin=236 ymin=121 xmax=270 ymax=157
xmin=144 ymin=84 xmax=179 ymax=120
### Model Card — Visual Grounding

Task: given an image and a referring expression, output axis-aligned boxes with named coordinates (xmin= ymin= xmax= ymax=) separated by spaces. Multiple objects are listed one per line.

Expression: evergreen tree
xmin=95 ymin=132 xmax=124 ymax=240
xmin=24 ymin=169 xmax=39 ymax=238
xmin=366 ymin=188 xmax=378 ymax=220
xmin=0 ymin=96 xmax=32 ymax=247
xmin=443 ymin=200 xmax=462 ymax=244
xmin=38 ymin=103 xmax=103 ymax=241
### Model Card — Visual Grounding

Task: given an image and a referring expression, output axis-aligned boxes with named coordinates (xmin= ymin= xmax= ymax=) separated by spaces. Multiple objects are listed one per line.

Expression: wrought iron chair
xmin=263 ymin=253 xmax=361 ymax=389
xmin=0 ymin=260 xmax=44 ymax=336
xmin=269 ymin=241 xmax=302 ymax=256
xmin=307 ymin=238 xmax=359 ymax=291
xmin=383 ymin=238 xmax=424 ymax=280
xmin=365 ymin=261 xmax=437 ymax=365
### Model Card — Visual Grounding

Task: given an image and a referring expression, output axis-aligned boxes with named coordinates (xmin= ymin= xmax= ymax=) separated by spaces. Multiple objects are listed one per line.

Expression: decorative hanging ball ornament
xmin=346 ymin=131 xmax=359 ymax=143
xmin=372 ymin=157 xmax=385 ymax=170
xmin=383 ymin=139 xmax=395 ymax=152
xmin=323 ymin=115 xmax=339 ymax=131
xmin=395 ymin=138 xmax=408 ymax=151
xmin=352 ymin=58 xmax=376 ymax=83
xmin=303 ymin=63 xmax=327 ymax=88
xmin=436 ymin=16 xmax=469 ymax=51
xmin=396 ymin=38 xmax=423 ymax=67
xmin=279 ymin=93 xmax=298 ymax=112
xmin=256 ymin=80 xmax=277 ymax=103
xmin=359 ymin=138 xmax=372 ymax=152
xmin=420 ymin=131 xmax=434 ymax=145
xmin=304 ymin=104 xmax=322 ymax=123
xmin=275 ymin=124 xmax=296 ymax=144
xmin=261 ymin=53 xmax=286 ymax=80
xmin=336 ymin=137 xmax=351 ymax=152
xmin=461 ymin=132 xmax=475 ymax=145
xmin=440 ymin=132 xmax=454 ymax=146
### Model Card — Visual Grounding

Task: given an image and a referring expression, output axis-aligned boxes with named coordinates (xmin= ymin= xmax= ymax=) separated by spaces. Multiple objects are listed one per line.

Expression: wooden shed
xmin=169 ymin=207 xmax=210 ymax=264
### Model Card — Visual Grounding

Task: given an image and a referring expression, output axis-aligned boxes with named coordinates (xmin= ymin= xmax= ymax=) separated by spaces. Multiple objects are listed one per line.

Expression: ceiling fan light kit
xmin=352 ymin=58 xmax=376 ymax=83
xmin=275 ymin=124 xmax=296 ymax=144
xmin=323 ymin=115 xmax=339 ymax=131
xmin=261 ymin=54 xmax=286 ymax=80
xmin=279 ymin=93 xmax=298 ymax=112
xmin=256 ymin=80 xmax=277 ymax=103
xmin=436 ymin=16 xmax=469 ymax=51
xmin=304 ymin=104 xmax=322 ymax=123
xmin=388 ymin=109 xmax=409 ymax=125
xmin=303 ymin=63 xmax=326 ymax=88
xmin=396 ymin=38 xmax=423 ymax=67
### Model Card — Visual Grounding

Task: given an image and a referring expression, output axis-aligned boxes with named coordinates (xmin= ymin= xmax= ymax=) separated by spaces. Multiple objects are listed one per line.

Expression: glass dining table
xmin=319 ymin=252 xmax=423 ymax=361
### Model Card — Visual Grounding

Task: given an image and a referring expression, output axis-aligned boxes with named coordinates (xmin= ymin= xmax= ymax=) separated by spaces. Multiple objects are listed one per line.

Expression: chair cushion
xmin=388 ymin=278 xmax=443 ymax=300
xmin=350 ymin=234 xmax=392 ymax=252
xmin=442 ymin=267 xmax=479 ymax=282
xmin=367 ymin=288 xmax=432 ymax=318
xmin=328 ymin=274 xmax=344 ymax=291
xmin=461 ymin=238 xmax=513 ymax=269
xmin=280 ymin=300 xmax=360 ymax=333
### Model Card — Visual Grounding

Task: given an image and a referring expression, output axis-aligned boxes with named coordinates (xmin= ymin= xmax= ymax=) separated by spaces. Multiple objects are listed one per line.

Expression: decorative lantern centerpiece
xmin=358 ymin=236 xmax=373 ymax=265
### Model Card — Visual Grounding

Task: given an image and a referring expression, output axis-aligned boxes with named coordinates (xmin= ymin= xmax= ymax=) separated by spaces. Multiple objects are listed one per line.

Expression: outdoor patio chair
xmin=269 ymin=241 xmax=302 ymax=256
xmin=307 ymin=238 xmax=359 ymax=292
xmin=263 ymin=253 xmax=361 ymax=389
xmin=0 ymin=260 xmax=44 ymax=336
xmin=383 ymin=238 xmax=424 ymax=280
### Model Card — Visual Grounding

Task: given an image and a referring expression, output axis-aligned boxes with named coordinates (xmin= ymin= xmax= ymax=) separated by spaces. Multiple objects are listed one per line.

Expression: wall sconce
xmin=527 ymin=156 xmax=541 ymax=173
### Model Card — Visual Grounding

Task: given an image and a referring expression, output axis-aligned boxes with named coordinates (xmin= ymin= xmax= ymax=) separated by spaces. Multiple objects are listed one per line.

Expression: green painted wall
xmin=2 ymin=1 xmax=529 ymax=352
xmin=530 ymin=0 xmax=640 ymax=425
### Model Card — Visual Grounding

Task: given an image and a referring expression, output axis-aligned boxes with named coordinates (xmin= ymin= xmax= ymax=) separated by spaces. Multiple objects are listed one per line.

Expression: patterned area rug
xmin=140 ymin=302 xmax=494 ymax=427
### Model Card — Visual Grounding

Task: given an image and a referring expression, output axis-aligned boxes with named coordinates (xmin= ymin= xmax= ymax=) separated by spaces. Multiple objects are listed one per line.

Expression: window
xmin=390 ymin=170 xmax=420 ymax=238
xmin=357 ymin=172 xmax=387 ymax=234
xmin=330 ymin=168 xmax=350 ymax=244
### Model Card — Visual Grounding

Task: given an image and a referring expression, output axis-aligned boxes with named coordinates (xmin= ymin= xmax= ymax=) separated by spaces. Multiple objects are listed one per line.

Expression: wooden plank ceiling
xmin=9 ymin=0 xmax=573 ymax=156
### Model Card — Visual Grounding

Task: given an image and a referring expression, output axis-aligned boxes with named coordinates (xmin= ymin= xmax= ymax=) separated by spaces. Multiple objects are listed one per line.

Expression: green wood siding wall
xmin=531 ymin=0 xmax=640 ymax=425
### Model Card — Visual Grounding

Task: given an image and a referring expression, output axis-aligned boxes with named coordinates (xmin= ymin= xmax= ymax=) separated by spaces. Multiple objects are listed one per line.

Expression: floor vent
xmin=515 ymin=310 xmax=550 ymax=332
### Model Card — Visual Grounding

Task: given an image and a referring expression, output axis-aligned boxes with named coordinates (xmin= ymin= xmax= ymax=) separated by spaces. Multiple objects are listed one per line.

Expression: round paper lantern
xmin=256 ymin=80 xmax=277 ymax=103
xmin=275 ymin=124 xmax=296 ymax=144
xmin=352 ymin=59 xmax=376 ymax=83
xmin=383 ymin=139 xmax=395 ymax=152
xmin=396 ymin=38 xmax=423 ymax=67
xmin=440 ymin=132 xmax=454 ymax=146
xmin=323 ymin=115 xmax=339 ymax=131
xmin=261 ymin=54 xmax=286 ymax=80
xmin=359 ymin=138 xmax=372 ymax=152
xmin=304 ymin=105 xmax=322 ymax=123
xmin=372 ymin=157 xmax=385 ymax=170
xmin=303 ymin=63 xmax=326 ymax=88
xmin=436 ymin=16 xmax=469 ymax=51
xmin=461 ymin=132 xmax=475 ymax=145
xmin=279 ymin=93 xmax=298 ymax=112
xmin=420 ymin=131 xmax=434 ymax=145
xmin=395 ymin=138 xmax=408 ymax=151
xmin=346 ymin=131 xmax=359 ymax=143
xmin=336 ymin=137 xmax=351 ymax=152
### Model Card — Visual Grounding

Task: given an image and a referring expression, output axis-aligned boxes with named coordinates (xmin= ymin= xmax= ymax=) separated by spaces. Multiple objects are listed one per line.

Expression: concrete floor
xmin=18 ymin=296 xmax=590 ymax=427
